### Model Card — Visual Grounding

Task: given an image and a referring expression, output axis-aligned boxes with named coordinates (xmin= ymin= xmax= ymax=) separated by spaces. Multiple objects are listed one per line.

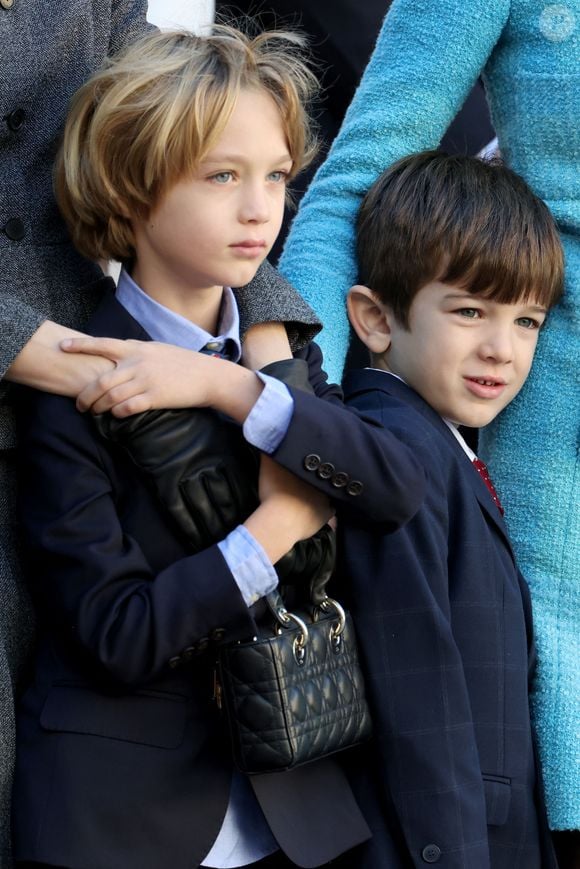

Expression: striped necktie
xmin=199 ymin=339 xmax=236 ymax=361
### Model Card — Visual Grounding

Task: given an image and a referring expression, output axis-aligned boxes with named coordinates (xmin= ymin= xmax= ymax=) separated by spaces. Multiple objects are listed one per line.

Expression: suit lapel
xmin=344 ymin=369 xmax=515 ymax=561
xmin=86 ymin=278 xmax=153 ymax=342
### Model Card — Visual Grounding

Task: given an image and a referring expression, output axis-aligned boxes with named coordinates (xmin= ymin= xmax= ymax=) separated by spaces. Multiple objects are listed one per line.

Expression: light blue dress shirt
xmin=116 ymin=268 xmax=290 ymax=866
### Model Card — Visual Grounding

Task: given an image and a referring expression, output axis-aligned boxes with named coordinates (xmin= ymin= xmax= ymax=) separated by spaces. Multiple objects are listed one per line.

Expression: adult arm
xmin=5 ymin=320 xmax=114 ymax=395
xmin=278 ymin=0 xmax=509 ymax=380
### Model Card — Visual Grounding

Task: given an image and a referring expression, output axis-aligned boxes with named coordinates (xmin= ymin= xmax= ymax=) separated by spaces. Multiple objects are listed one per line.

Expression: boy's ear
xmin=347 ymin=285 xmax=392 ymax=354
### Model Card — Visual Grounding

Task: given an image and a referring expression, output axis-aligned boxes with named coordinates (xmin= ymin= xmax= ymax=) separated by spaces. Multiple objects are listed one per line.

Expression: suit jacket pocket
xmin=40 ymin=685 xmax=187 ymax=748
xmin=482 ymin=774 xmax=511 ymax=826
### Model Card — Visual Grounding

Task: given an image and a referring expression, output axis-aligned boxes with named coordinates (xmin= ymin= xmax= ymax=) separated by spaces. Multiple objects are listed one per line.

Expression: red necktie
xmin=472 ymin=458 xmax=504 ymax=515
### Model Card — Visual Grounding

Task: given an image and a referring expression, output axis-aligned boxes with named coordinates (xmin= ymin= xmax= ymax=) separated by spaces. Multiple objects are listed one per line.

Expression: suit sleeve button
xmin=3 ymin=218 xmax=25 ymax=240
xmin=421 ymin=844 xmax=441 ymax=863
xmin=168 ymin=656 xmax=181 ymax=669
xmin=346 ymin=480 xmax=363 ymax=496
xmin=331 ymin=471 xmax=349 ymax=488
xmin=303 ymin=453 xmax=321 ymax=472
xmin=211 ymin=628 xmax=226 ymax=643
xmin=196 ymin=636 xmax=209 ymax=652
xmin=182 ymin=646 xmax=196 ymax=662
xmin=317 ymin=462 xmax=335 ymax=480
xmin=6 ymin=108 xmax=25 ymax=131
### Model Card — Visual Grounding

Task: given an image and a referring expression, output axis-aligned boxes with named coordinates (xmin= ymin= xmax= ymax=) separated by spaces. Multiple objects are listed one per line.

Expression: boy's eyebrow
xmin=201 ymin=151 xmax=293 ymax=166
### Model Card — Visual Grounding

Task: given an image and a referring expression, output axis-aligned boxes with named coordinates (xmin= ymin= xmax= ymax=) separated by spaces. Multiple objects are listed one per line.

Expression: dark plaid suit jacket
xmin=335 ymin=370 xmax=556 ymax=869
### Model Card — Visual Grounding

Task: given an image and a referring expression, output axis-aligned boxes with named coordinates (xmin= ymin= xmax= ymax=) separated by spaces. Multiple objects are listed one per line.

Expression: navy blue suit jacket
xmin=12 ymin=287 xmax=425 ymax=869
xmin=335 ymin=370 xmax=555 ymax=869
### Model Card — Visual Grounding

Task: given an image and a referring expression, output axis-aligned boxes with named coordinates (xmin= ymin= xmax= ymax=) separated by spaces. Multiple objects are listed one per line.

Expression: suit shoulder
xmin=17 ymin=386 xmax=101 ymax=455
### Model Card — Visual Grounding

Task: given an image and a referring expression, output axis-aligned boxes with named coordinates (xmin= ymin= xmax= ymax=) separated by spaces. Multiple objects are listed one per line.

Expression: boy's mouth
xmin=229 ymin=239 xmax=267 ymax=256
xmin=464 ymin=376 xmax=507 ymax=399
xmin=469 ymin=377 xmax=505 ymax=387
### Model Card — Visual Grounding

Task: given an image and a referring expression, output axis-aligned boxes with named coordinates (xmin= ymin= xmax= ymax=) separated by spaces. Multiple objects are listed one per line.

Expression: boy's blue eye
xmin=211 ymin=172 xmax=233 ymax=184
xmin=268 ymin=170 xmax=288 ymax=183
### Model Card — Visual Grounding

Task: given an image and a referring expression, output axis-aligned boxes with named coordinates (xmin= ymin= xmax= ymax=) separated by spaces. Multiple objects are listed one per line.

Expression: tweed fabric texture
xmin=0 ymin=5 xmax=152 ymax=865
xmin=280 ymin=0 xmax=580 ymax=828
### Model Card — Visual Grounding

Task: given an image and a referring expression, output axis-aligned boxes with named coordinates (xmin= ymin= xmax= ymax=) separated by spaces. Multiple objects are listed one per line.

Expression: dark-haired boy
xmin=338 ymin=151 xmax=562 ymax=869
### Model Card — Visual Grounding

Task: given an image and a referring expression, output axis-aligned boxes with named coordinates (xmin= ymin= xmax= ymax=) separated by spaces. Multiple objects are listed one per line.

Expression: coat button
xmin=0 ymin=0 xmax=14 ymax=9
xmin=168 ymin=655 xmax=181 ymax=669
xmin=346 ymin=479 xmax=363 ymax=496
xmin=317 ymin=462 xmax=335 ymax=480
xmin=421 ymin=844 xmax=442 ymax=863
xmin=181 ymin=646 xmax=196 ymax=662
xmin=331 ymin=471 xmax=349 ymax=488
xmin=197 ymin=636 xmax=209 ymax=652
xmin=303 ymin=453 xmax=321 ymax=472
xmin=3 ymin=218 xmax=26 ymax=240
xmin=211 ymin=628 xmax=226 ymax=643
xmin=5 ymin=108 xmax=25 ymax=131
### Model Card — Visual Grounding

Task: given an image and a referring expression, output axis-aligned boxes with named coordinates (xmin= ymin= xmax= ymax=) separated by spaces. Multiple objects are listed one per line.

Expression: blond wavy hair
xmin=55 ymin=26 xmax=318 ymax=262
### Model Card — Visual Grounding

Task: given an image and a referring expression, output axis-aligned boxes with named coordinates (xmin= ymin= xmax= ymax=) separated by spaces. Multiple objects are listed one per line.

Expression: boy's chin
xmin=450 ymin=407 xmax=505 ymax=430
xmin=224 ymin=260 xmax=268 ymax=289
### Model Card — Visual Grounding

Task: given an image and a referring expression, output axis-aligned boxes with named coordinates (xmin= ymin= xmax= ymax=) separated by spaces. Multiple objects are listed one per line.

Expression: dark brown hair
xmin=356 ymin=151 xmax=564 ymax=327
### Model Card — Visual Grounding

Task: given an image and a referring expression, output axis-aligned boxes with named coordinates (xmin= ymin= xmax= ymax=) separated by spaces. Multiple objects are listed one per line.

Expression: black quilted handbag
xmin=216 ymin=588 xmax=372 ymax=774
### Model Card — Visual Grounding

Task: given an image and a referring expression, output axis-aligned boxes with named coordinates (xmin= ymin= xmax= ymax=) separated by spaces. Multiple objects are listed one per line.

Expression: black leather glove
xmin=259 ymin=357 xmax=314 ymax=394
xmin=94 ymin=407 xmax=260 ymax=552
xmin=92 ymin=357 xmax=318 ymax=558
xmin=274 ymin=524 xmax=336 ymax=606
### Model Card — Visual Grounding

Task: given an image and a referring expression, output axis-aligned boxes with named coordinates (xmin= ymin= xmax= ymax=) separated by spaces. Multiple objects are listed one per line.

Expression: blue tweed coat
xmin=280 ymin=0 xmax=580 ymax=829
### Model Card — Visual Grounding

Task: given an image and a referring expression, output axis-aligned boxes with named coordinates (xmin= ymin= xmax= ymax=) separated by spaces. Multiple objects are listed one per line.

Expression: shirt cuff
xmin=242 ymin=372 xmax=294 ymax=454
xmin=217 ymin=525 xmax=278 ymax=607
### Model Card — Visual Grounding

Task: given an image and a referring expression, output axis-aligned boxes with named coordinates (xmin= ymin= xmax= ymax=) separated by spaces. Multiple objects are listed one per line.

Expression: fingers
xmin=61 ymin=336 xmax=141 ymax=361
xmin=77 ymin=375 xmax=152 ymax=415
xmin=108 ymin=394 xmax=153 ymax=417
xmin=75 ymin=361 xmax=144 ymax=412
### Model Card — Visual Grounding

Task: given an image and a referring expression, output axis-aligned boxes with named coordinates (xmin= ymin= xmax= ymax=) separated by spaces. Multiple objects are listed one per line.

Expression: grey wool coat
xmin=0 ymin=3 xmax=319 ymax=866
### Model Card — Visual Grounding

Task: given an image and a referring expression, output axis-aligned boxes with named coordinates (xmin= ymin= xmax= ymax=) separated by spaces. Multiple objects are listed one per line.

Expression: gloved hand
xmin=259 ymin=357 xmax=314 ymax=394
xmin=274 ymin=524 xmax=336 ymax=606
xmin=94 ymin=407 xmax=259 ymax=552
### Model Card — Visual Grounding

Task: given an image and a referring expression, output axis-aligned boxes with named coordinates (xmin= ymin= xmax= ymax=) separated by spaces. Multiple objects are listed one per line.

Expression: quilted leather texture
xmin=218 ymin=611 xmax=372 ymax=773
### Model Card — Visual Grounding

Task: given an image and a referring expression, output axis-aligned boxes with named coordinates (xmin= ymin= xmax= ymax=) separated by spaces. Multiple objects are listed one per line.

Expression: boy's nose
xmin=239 ymin=183 xmax=270 ymax=224
xmin=478 ymin=326 xmax=513 ymax=364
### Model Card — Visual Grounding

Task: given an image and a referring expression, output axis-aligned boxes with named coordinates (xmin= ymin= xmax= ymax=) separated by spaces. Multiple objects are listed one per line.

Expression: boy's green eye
xmin=516 ymin=317 xmax=540 ymax=329
xmin=457 ymin=308 xmax=481 ymax=318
